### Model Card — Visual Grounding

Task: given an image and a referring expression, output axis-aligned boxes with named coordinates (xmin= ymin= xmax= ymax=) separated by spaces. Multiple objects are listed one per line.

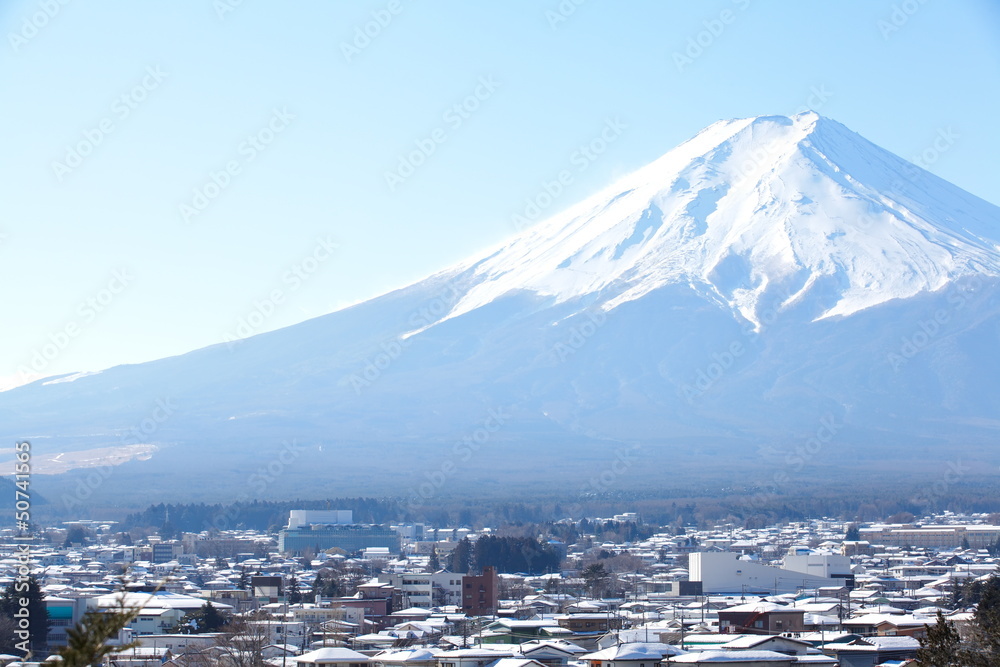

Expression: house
xmin=373 ymin=648 xmax=441 ymax=667
xmin=488 ymin=659 xmax=549 ymax=667
xmin=263 ymin=644 xmax=303 ymax=660
xmin=667 ymin=651 xmax=794 ymax=666
xmin=874 ymin=617 xmax=929 ymax=638
xmin=840 ymin=613 xmax=903 ymax=636
xmin=718 ymin=635 xmax=813 ymax=656
xmin=436 ymin=647 xmax=516 ymax=667
xmin=480 ymin=619 xmax=574 ymax=645
xmin=296 ymin=647 xmax=371 ymax=667
xmin=717 ymin=602 xmax=805 ymax=634
xmin=579 ymin=642 xmax=686 ymax=667
xmin=135 ymin=633 xmax=222 ymax=654
xmin=821 ymin=636 xmax=920 ymax=667
xmin=102 ymin=646 xmax=174 ymax=667
xmin=517 ymin=639 xmax=587 ymax=666
xmin=89 ymin=591 xmax=234 ymax=636
xmin=553 ymin=613 xmax=623 ymax=634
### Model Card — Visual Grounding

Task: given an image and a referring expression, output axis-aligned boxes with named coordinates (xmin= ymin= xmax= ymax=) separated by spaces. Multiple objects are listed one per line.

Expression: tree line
xmin=447 ymin=535 xmax=561 ymax=574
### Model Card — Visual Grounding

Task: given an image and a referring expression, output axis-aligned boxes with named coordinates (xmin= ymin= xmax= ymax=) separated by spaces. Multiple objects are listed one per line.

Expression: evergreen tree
xmin=844 ymin=524 xmax=861 ymax=541
xmin=989 ymin=536 xmax=1000 ymax=557
xmin=427 ymin=547 xmax=440 ymax=572
xmin=916 ymin=612 xmax=963 ymax=667
xmin=450 ymin=537 xmax=472 ymax=573
xmin=582 ymin=563 xmax=609 ymax=598
xmin=237 ymin=568 xmax=250 ymax=591
xmin=160 ymin=519 xmax=177 ymax=540
xmin=0 ymin=576 xmax=51 ymax=656
xmin=287 ymin=576 xmax=302 ymax=604
xmin=969 ymin=575 xmax=1000 ymax=660
xmin=178 ymin=601 xmax=228 ymax=634
xmin=932 ymin=575 xmax=1000 ymax=666
xmin=64 ymin=526 xmax=88 ymax=547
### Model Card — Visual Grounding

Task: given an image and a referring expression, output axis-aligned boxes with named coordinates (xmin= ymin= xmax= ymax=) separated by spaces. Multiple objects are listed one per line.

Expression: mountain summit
xmin=5 ymin=113 xmax=1000 ymax=503
xmin=442 ymin=112 xmax=998 ymax=329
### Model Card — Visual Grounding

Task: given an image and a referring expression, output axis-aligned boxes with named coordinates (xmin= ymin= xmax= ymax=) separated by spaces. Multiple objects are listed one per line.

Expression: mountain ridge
xmin=5 ymin=112 xmax=1000 ymax=505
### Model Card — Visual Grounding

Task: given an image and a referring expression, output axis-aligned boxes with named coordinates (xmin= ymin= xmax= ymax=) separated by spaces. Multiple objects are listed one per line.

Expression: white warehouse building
xmin=689 ymin=551 xmax=851 ymax=595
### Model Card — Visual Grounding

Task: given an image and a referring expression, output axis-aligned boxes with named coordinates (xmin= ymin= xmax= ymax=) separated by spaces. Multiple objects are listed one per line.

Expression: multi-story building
xmin=379 ymin=571 xmax=464 ymax=608
xmin=278 ymin=511 xmax=401 ymax=555
xmin=859 ymin=524 xmax=1000 ymax=548
xmin=460 ymin=567 xmax=499 ymax=616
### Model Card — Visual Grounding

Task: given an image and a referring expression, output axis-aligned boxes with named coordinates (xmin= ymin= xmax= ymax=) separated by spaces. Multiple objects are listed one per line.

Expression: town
xmin=2 ymin=508 xmax=998 ymax=666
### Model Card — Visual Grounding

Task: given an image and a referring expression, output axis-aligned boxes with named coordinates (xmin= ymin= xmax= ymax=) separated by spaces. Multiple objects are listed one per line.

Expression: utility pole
xmin=281 ymin=586 xmax=288 ymax=667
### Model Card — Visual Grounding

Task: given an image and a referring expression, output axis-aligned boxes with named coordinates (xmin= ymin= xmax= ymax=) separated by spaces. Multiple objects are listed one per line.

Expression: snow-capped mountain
xmin=435 ymin=112 xmax=999 ymax=328
xmin=5 ymin=112 xmax=1000 ymax=504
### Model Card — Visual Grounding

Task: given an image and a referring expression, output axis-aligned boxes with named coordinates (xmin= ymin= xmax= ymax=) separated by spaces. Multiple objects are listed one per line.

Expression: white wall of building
xmin=288 ymin=510 xmax=354 ymax=529
xmin=690 ymin=552 xmax=838 ymax=594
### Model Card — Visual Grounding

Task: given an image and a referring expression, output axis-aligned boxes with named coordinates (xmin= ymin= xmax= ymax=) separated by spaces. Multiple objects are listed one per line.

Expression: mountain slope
xmin=4 ymin=112 xmax=1000 ymax=505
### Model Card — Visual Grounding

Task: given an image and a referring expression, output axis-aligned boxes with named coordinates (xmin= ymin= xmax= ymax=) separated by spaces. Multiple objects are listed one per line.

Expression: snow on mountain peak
xmin=437 ymin=113 xmax=1000 ymax=330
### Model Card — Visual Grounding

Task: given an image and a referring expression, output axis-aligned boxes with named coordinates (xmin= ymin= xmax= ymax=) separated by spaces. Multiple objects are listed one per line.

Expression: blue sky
xmin=2 ymin=0 xmax=999 ymax=387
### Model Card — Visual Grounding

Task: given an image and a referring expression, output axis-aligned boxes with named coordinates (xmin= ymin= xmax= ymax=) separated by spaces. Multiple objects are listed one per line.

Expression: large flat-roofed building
xmin=689 ymin=552 xmax=843 ymax=595
xmin=859 ymin=524 xmax=1000 ymax=548
xmin=278 ymin=511 xmax=400 ymax=555
xmin=288 ymin=510 xmax=354 ymax=529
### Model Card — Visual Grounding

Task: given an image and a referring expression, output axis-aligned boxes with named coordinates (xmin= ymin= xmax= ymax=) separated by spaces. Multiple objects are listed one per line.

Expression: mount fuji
xmin=6 ymin=112 xmax=1000 ymax=506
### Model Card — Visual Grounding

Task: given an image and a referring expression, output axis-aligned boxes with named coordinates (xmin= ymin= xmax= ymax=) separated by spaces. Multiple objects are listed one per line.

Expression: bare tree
xmin=210 ymin=611 xmax=273 ymax=667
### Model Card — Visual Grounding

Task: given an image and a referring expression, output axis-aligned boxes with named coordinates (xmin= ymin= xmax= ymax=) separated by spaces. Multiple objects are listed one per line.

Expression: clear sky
xmin=2 ymin=0 xmax=999 ymax=387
